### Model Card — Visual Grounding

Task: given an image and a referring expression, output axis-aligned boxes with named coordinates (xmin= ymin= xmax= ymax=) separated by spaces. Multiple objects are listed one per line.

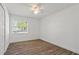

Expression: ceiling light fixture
xmin=32 ymin=4 xmax=43 ymax=14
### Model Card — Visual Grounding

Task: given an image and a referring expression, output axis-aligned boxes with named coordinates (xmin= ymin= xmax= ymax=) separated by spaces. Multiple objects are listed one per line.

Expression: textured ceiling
xmin=6 ymin=3 xmax=76 ymax=19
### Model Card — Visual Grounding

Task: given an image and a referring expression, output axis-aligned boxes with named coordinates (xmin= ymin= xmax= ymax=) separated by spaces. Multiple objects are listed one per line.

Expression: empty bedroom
xmin=0 ymin=3 xmax=79 ymax=55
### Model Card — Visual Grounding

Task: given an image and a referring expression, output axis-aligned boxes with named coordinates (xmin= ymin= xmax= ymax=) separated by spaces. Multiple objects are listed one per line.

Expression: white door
xmin=0 ymin=4 xmax=5 ymax=55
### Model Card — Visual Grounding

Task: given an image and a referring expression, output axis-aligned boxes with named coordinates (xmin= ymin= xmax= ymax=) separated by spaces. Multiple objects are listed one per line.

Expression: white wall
xmin=10 ymin=15 xmax=40 ymax=43
xmin=0 ymin=4 xmax=10 ymax=55
xmin=40 ymin=5 xmax=79 ymax=54
xmin=2 ymin=4 xmax=10 ymax=53
xmin=0 ymin=4 xmax=5 ymax=55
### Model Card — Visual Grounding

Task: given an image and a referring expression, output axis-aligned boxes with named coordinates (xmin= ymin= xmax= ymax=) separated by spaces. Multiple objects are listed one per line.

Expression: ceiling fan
xmin=31 ymin=3 xmax=44 ymax=14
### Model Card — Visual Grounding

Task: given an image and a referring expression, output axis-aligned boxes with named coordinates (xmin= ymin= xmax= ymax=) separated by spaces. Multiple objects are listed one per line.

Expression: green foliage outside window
xmin=17 ymin=21 xmax=27 ymax=30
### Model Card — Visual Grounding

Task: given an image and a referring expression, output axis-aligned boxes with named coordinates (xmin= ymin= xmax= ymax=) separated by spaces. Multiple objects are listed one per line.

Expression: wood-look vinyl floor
xmin=4 ymin=39 xmax=78 ymax=55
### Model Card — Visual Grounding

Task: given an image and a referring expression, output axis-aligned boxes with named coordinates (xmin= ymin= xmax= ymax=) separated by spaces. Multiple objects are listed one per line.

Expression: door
xmin=0 ymin=4 xmax=5 ymax=55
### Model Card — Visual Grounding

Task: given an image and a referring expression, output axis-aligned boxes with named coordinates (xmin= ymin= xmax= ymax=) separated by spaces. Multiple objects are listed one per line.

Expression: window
xmin=12 ymin=20 xmax=28 ymax=33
